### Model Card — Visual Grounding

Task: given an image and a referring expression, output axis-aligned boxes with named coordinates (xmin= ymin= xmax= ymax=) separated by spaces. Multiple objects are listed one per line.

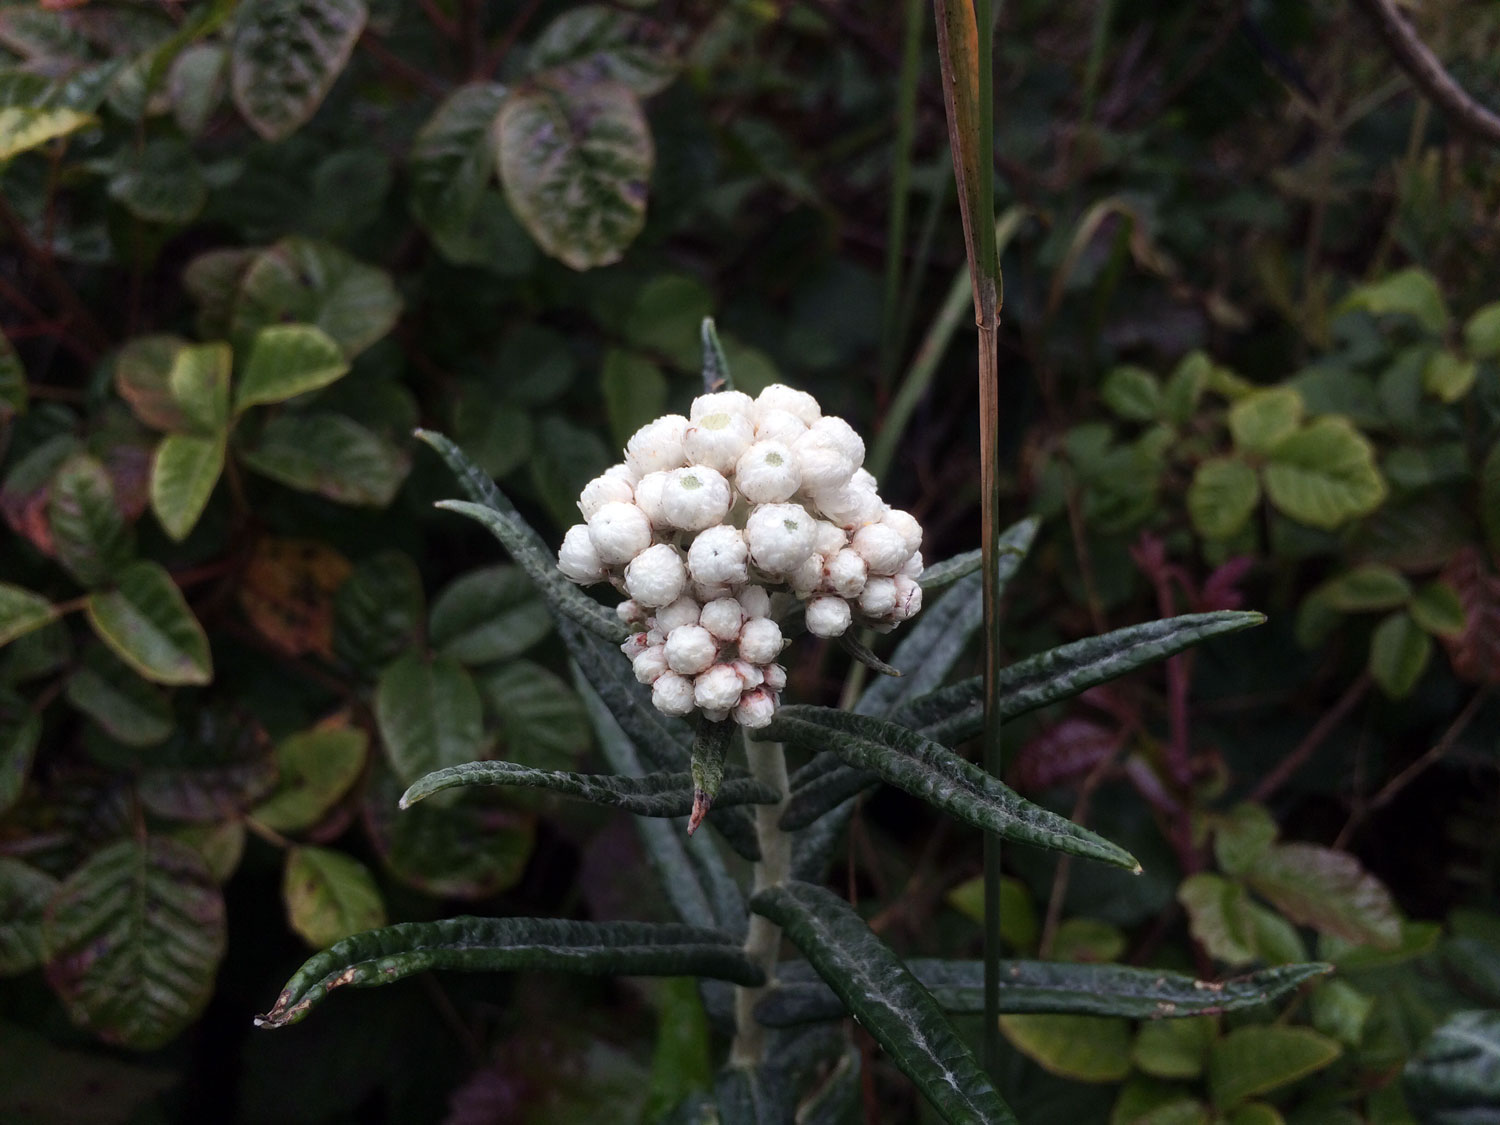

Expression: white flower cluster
xmin=557 ymin=385 xmax=924 ymax=727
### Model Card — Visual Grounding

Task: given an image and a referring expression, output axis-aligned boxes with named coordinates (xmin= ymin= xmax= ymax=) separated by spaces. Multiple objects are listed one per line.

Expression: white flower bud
xmin=633 ymin=645 xmax=670 ymax=684
xmin=737 ymin=585 xmax=771 ymax=619
xmin=882 ymin=509 xmax=923 ymax=557
xmin=624 ymin=543 xmax=688 ymax=608
xmin=733 ymin=687 xmax=776 ymax=729
xmin=892 ymin=575 xmax=923 ymax=621
xmin=762 ymin=663 xmax=787 ymax=692
xmin=746 ymin=502 xmax=817 ymax=576
xmin=807 ymin=415 xmax=864 ymax=468
xmin=620 ymin=631 xmax=652 ymax=660
xmin=665 ymin=624 xmax=717 ymax=674
xmin=633 ymin=471 xmax=669 ymax=526
xmin=857 ymin=577 xmax=897 ymax=618
xmin=652 ymin=671 xmax=696 ymax=716
xmin=684 ymin=411 xmax=755 ymax=473
xmin=813 ymin=479 xmax=885 ymax=529
xmin=738 ymin=617 xmax=783 ymax=664
xmin=825 ymin=548 xmax=868 ymax=598
xmin=617 ymin=599 xmax=647 ymax=625
xmin=604 ymin=461 xmax=639 ymax=486
xmin=661 ymin=466 xmax=732 ymax=532
xmin=899 ymin=550 xmax=924 ymax=578
xmin=700 ymin=597 xmax=744 ymax=642
xmin=687 ymin=525 xmax=749 ymax=587
xmin=558 ymin=524 xmax=606 ymax=583
xmin=626 ymin=414 xmax=690 ymax=475
xmin=851 ymin=467 xmax=877 ymax=491
xmin=691 ymin=390 xmax=755 ymax=422
xmin=692 ymin=580 xmax=737 ymax=604
xmin=655 ymin=595 xmax=700 ymax=633
xmin=730 ymin=659 xmax=764 ymax=689
xmin=694 ymin=663 xmax=744 ymax=711
xmin=805 ymin=595 xmax=852 ymax=638
xmin=852 ymin=522 xmax=909 ymax=576
xmin=735 ymin=441 xmax=801 ymax=504
xmin=578 ymin=473 xmax=634 ymax=519
xmin=587 ymin=501 xmax=652 ymax=565
xmin=646 ymin=628 xmax=666 ymax=647
xmin=813 ymin=520 xmax=848 ymax=557
xmin=754 ymin=408 xmax=808 ymax=446
xmin=755 ymin=383 xmax=821 ymax=426
xmin=793 ymin=433 xmax=855 ymax=494
xmin=788 ymin=551 xmax=825 ymax=595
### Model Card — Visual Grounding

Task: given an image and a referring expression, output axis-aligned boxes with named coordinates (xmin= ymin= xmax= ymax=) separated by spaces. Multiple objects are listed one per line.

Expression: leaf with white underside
xmin=750 ymin=881 xmax=1016 ymax=1125
xmin=256 ymin=916 xmax=763 ymax=1028
xmin=230 ymin=0 xmax=366 ymax=142
xmin=400 ymin=761 xmax=779 ymax=815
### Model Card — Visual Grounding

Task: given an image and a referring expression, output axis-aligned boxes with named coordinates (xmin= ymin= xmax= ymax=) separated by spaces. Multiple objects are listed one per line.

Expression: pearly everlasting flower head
xmin=557 ymin=383 xmax=924 ymax=727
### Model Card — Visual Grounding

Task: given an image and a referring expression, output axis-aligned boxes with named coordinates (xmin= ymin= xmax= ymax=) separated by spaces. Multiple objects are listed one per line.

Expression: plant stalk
xmin=730 ymin=733 xmax=791 ymax=1067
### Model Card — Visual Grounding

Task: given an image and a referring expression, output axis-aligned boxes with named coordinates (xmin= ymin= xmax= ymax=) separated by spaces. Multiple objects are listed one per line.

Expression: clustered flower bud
xmin=558 ymin=383 xmax=924 ymax=726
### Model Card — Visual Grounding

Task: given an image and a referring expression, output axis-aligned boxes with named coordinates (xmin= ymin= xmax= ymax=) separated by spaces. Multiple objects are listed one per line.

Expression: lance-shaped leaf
xmin=701 ymin=317 xmax=731 ymax=391
xmin=689 ymin=718 xmax=733 ymax=834
xmin=256 ymin=916 xmax=764 ymax=1028
xmin=417 ymin=428 xmax=626 ymax=643
xmin=750 ymin=881 xmax=1016 ymax=1125
xmin=230 ymin=0 xmax=366 ymax=142
xmin=918 ymin=549 xmax=980 ymax=591
xmin=401 ymin=760 xmax=779 ymax=816
xmin=0 ymin=706 xmax=41 ymax=815
xmin=0 ymin=583 xmax=57 ymax=647
xmin=754 ymin=958 xmax=1331 ymax=1027
xmin=85 ymin=561 xmax=212 ymax=686
xmin=769 ymin=707 xmax=1137 ymax=870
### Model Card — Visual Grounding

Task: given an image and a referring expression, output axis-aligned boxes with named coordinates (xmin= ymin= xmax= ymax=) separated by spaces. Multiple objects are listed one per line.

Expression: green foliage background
xmin=2 ymin=0 xmax=1500 ymax=1121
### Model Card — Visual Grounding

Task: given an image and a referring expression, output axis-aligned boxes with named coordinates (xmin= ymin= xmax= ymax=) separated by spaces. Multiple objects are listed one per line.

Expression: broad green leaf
xmin=0 ymin=706 xmax=40 ymax=814
xmin=1423 ymin=350 xmax=1477 ymax=403
xmin=1226 ymin=1104 xmax=1286 ymax=1125
xmin=1208 ymin=1026 xmax=1340 ymax=1110
xmin=1212 ymin=803 xmax=1279 ymax=877
xmin=230 ymin=0 xmax=366 ymax=142
xmin=235 ymin=324 xmax=349 ymax=412
xmin=168 ymin=341 xmax=231 ymax=433
xmin=1247 ymin=842 xmax=1401 ymax=948
xmin=528 ymin=414 xmax=611 ymax=531
xmin=946 ymin=875 xmax=1039 ymax=951
xmin=0 ymin=1022 xmax=177 ymax=1123
xmin=252 ymin=725 xmax=368 ymax=833
xmin=0 ymin=327 xmax=25 ymax=419
xmin=65 ymin=646 xmax=173 ymax=746
xmin=0 ymin=584 xmax=56 ymax=647
xmin=1403 ymin=1010 xmax=1500 ymax=1120
xmin=407 ymin=83 xmax=514 ymax=267
xmin=1101 ymin=366 xmax=1163 ymax=422
xmin=256 ymin=916 xmax=762 ymax=1028
xmin=85 ymin=560 xmax=212 ymax=686
xmin=768 ymin=707 xmax=1138 ymax=871
xmin=1133 ymin=1016 xmax=1217 ymax=1079
xmin=43 ymin=838 xmax=225 ymax=1050
xmin=495 ymin=76 xmax=653 ymax=270
xmin=1112 ymin=1082 xmax=1210 ymax=1125
xmin=753 ymin=959 xmax=1332 ymax=1027
xmin=400 ymin=761 xmax=778 ymax=816
xmin=1178 ymin=873 xmax=1258 ymax=966
xmin=106 ymin=138 xmax=206 ymax=225
xmin=642 ymin=977 xmax=713 ymax=1121
xmin=0 ymin=858 xmax=57 ymax=974
xmin=1228 ymin=388 xmax=1303 ymax=455
xmin=1263 ymin=417 xmax=1387 ymax=530
xmin=476 ymin=659 xmax=590 ymax=771
xmin=624 ymin=275 xmax=713 ymax=369
xmin=1187 ymin=457 xmax=1260 ymax=540
xmin=375 ymin=653 xmax=485 ymax=786
xmin=184 ymin=249 xmax=256 ymax=340
xmin=750 ymin=881 xmax=1016 ymax=1125
xmin=1309 ymin=979 xmax=1374 ymax=1047
xmin=601 ymin=349 xmax=668 ymax=448
xmin=283 ymin=846 xmax=386 ymax=948
xmin=113 ymin=334 xmax=191 ymax=431
xmin=449 ymin=391 xmax=534 ymax=478
xmin=1339 ymin=268 xmax=1449 ymax=334
xmin=429 ymin=565 xmax=552 ymax=665
xmin=0 ymin=105 xmax=92 ymax=160
xmin=231 ymin=238 xmax=401 ymax=358
xmin=331 ymin=549 xmax=425 ymax=672
xmin=49 ymin=454 xmax=133 ymax=588
xmin=1315 ymin=563 xmax=1412 ymax=612
xmin=239 ymin=413 xmax=409 ymax=506
xmin=172 ymin=819 xmax=246 ymax=885
xmin=1463 ymin=302 xmax=1500 ymax=359
xmin=1369 ymin=611 xmax=1431 ymax=699
xmin=1409 ymin=581 xmax=1465 ymax=638
xmin=1051 ymin=918 xmax=1128 ymax=964
xmin=1163 ymin=352 xmax=1210 ymax=425
xmin=169 ymin=42 xmax=227 ymax=136
xmin=527 ymin=5 xmax=681 ymax=97
xmin=1000 ymin=1013 xmax=1132 ymax=1082
xmin=151 ymin=433 xmax=226 ymax=541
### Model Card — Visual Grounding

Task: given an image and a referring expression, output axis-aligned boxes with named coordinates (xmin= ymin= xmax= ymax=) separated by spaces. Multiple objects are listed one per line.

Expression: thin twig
xmin=1250 ymin=672 xmax=1371 ymax=803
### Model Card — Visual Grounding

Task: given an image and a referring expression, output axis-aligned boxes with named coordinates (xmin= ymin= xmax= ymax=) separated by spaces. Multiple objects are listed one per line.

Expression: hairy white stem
xmin=729 ymin=733 xmax=791 ymax=1067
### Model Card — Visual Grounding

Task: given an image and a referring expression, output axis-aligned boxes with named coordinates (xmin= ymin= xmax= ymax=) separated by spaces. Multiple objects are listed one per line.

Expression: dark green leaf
xmin=0 ymin=583 xmax=57 ymax=647
xmin=528 ymin=415 xmax=611 ymax=531
xmin=527 ymin=5 xmax=680 ymax=97
xmin=252 ymin=725 xmax=368 ymax=833
xmin=231 ymin=238 xmax=401 ymax=358
xmin=239 ymin=412 xmax=409 ymax=506
xmin=43 ymin=837 xmax=225 ymax=1050
xmin=1263 ymin=418 xmax=1387 ymax=531
xmin=230 ymin=0 xmax=366 ymax=142
xmin=85 ymin=560 xmax=212 ymax=686
xmin=1208 ymin=1026 xmax=1341 ymax=1110
xmin=689 ymin=718 xmax=732 ymax=831
xmin=1409 ymin=581 xmax=1466 ymax=638
xmin=0 ymin=329 xmax=25 ymax=419
xmin=429 ymin=564 xmax=552 ymax=665
xmin=1133 ymin=1016 xmax=1217 ymax=1079
xmin=476 ymin=659 xmax=589 ymax=771
xmin=1404 ymin=1010 xmax=1500 ymax=1121
xmin=601 ymin=349 xmax=668 ymax=448
xmin=0 ymin=857 xmax=56 ymax=974
xmin=332 ymin=549 xmax=425 ymax=671
xmin=1368 ymin=611 xmax=1431 ymax=698
xmin=235 ymin=324 xmax=349 ymax=412
xmin=701 ymin=317 xmax=731 ymax=391
xmin=283 ymin=846 xmax=386 ymax=948
xmin=1315 ymin=564 xmax=1412 ymax=612
xmin=49 ymin=454 xmax=134 ymax=588
xmin=1246 ymin=843 xmax=1401 ymax=949
xmin=256 ymin=916 xmax=763 ymax=1028
xmin=407 ymin=83 xmax=515 ymax=267
xmin=1101 ymin=366 xmax=1162 ymax=422
xmin=1212 ymin=803 xmax=1279 ymax=878
xmin=107 ymin=137 xmax=206 ymax=224
xmin=113 ymin=334 xmax=190 ymax=431
xmin=65 ymin=645 xmax=173 ymax=746
xmin=643 ymin=977 xmax=713 ymax=1121
xmin=0 ymin=705 xmax=40 ymax=815
xmin=376 ymin=652 xmax=486 ymax=785
xmin=917 ymin=549 xmax=980 ymax=592
xmin=750 ymin=881 xmax=1016 ymax=1124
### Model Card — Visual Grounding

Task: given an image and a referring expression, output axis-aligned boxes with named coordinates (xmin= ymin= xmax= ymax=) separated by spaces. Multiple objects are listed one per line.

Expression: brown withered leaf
xmin=236 ymin=538 xmax=352 ymax=658
xmin=1439 ymin=547 xmax=1500 ymax=684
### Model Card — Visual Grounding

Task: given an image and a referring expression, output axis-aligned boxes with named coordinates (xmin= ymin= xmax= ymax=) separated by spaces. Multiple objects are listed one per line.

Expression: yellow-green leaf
xmin=999 ymin=1013 xmax=1133 ymax=1082
xmin=283 ymin=845 xmax=386 ymax=948
xmin=235 ymin=324 xmax=348 ymax=413
xmin=0 ymin=105 xmax=92 ymax=160
xmin=0 ymin=584 xmax=57 ymax=648
xmin=150 ymin=433 xmax=226 ymax=542
xmin=1188 ymin=456 xmax=1260 ymax=540
xmin=85 ymin=561 xmax=212 ymax=686
xmin=1263 ymin=417 xmax=1387 ymax=530
xmin=1463 ymin=302 xmax=1500 ymax=360
xmin=1228 ymin=387 xmax=1303 ymax=455
xmin=1368 ymin=611 xmax=1431 ymax=699
xmin=1422 ymin=350 xmax=1477 ymax=403
xmin=1208 ymin=1026 xmax=1340 ymax=1110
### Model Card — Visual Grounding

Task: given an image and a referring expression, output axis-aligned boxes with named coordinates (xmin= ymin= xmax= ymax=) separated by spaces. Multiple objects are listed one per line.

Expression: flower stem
xmin=730 ymin=732 xmax=791 ymax=1067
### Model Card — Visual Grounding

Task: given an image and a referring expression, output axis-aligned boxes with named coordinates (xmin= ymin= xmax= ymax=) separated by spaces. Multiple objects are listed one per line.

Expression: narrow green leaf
xmin=239 ymin=412 xmax=409 ymax=506
xmin=252 ymin=725 xmax=368 ymax=833
xmin=256 ymin=916 xmax=763 ymax=1028
xmin=0 ymin=857 xmax=58 ymax=974
xmin=428 ymin=564 xmax=552 ymax=665
xmin=48 ymin=454 xmax=133 ymax=588
xmin=1262 ymin=417 xmax=1387 ymax=531
xmin=375 ymin=653 xmax=485 ymax=786
xmin=65 ymin=646 xmax=173 ymax=747
xmin=283 ymin=846 xmax=386 ymax=948
xmin=0 ymin=584 xmax=57 ymax=647
xmin=1187 ymin=457 xmax=1260 ymax=541
xmin=1246 ymin=842 xmax=1401 ymax=949
xmin=917 ymin=549 xmax=981 ymax=591
xmin=1403 ymin=1010 xmax=1500 ymax=1119
xmin=230 ymin=0 xmax=366 ymax=142
xmin=494 ymin=75 xmax=652 ymax=270
xmin=43 ymin=838 xmax=225 ymax=1050
xmin=1208 ymin=1026 xmax=1341 ymax=1110
xmin=150 ymin=432 xmax=225 ymax=541
xmin=85 ymin=560 xmax=212 ymax=686
xmin=689 ymin=719 xmax=732 ymax=832
xmin=701 ymin=317 xmax=731 ymax=391
xmin=235 ymin=324 xmax=349 ymax=412
xmin=750 ymin=881 xmax=1016 ymax=1125
xmin=1368 ymin=611 xmax=1431 ymax=699
xmin=769 ymin=707 xmax=1137 ymax=870
xmin=400 ymin=761 xmax=778 ymax=816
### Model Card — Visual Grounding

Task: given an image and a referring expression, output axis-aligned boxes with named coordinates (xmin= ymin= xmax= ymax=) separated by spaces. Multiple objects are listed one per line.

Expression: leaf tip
xmin=687 ymin=789 xmax=710 ymax=835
